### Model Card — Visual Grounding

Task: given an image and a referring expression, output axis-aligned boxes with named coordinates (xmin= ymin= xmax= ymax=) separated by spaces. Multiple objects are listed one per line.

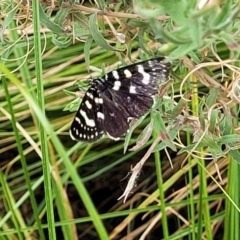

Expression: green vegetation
xmin=1 ymin=0 xmax=240 ymax=239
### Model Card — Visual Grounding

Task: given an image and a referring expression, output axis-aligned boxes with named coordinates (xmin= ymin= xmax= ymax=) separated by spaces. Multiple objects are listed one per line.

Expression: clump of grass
xmin=0 ymin=0 xmax=240 ymax=239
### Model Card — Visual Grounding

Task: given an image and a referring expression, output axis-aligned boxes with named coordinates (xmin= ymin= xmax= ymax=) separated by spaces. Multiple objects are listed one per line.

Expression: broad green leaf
xmin=209 ymin=109 xmax=219 ymax=133
xmin=0 ymin=5 xmax=18 ymax=44
xmin=54 ymin=7 xmax=71 ymax=27
xmin=153 ymin=124 xmax=180 ymax=152
xmin=220 ymin=109 xmax=232 ymax=135
xmin=39 ymin=3 xmax=65 ymax=34
xmin=219 ymin=134 xmax=240 ymax=145
xmin=229 ymin=150 xmax=240 ymax=163
xmin=153 ymin=112 xmax=176 ymax=151
xmin=206 ymin=89 xmax=219 ymax=107
xmin=51 ymin=35 xmax=72 ymax=48
xmin=124 ymin=115 xmax=147 ymax=153
xmin=89 ymin=14 xmax=124 ymax=52
xmin=84 ymin=37 xmax=94 ymax=71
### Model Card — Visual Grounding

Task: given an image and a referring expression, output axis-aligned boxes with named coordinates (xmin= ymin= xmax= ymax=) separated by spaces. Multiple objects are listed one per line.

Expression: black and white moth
xmin=69 ymin=57 xmax=172 ymax=142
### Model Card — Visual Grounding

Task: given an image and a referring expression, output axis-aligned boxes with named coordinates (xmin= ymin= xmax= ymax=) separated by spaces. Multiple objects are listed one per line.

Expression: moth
xmin=70 ymin=57 xmax=171 ymax=142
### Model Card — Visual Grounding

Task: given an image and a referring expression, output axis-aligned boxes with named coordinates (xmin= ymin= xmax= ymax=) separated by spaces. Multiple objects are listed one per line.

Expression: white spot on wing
xmin=112 ymin=70 xmax=119 ymax=79
xmin=138 ymin=65 xmax=150 ymax=84
xmin=129 ymin=85 xmax=136 ymax=94
xmin=95 ymin=97 xmax=103 ymax=104
xmin=86 ymin=92 xmax=94 ymax=99
xmin=85 ymin=100 xmax=92 ymax=109
xmin=124 ymin=69 xmax=132 ymax=78
xmin=75 ymin=117 xmax=81 ymax=124
xmin=75 ymin=129 xmax=79 ymax=135
xmin=69 ymin=130 xmax=77 ymax=141
xmin=80 ymin=110 xmax=95 ymax=127
xmin=113 ymin=80 xmax=121 ymax=91
xmin=97 ymin=112 xmax=104 ymax=120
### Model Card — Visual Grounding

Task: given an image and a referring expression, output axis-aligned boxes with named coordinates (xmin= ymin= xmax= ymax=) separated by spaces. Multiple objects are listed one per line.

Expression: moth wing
xmin=69 ymin=88 xmax=104 ymax=142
